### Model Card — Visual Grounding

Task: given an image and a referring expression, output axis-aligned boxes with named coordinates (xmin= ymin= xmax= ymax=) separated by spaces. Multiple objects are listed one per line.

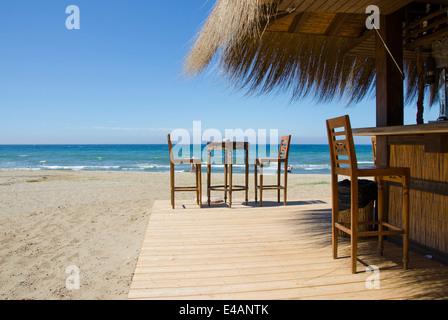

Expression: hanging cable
xmin=368 ymin=16 xmax=406 ymax=80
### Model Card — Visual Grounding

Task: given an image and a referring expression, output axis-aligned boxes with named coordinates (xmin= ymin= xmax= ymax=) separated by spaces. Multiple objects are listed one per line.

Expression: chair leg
xmin=245 ymin=151 xmax=249 ymax=205
xmin=331 ymin=173 xmax=339 ymax=259
xmin=284 ymin=167 xmax=288 ymax=206
xmin=351 ymin=177 xmax=359 ymax=274
xmin=377 ymin=177 xmax=384 ymax=255
xmin=195 ymin=165 xmax=199 ymax=205
xmin=207 ymin=162 xmax=211 ymax=207
xmin=229 ymin=163 xmax=233 ymax=208
xmin=403 ymin=176 xmax=410 ymax=269
xmin=198 ymin=164 xmax=202 ymax=208
xmin=224 ymin=163 xmax=228 ymax=204
xmin=277 ymin=162 xmax=281 ymax=203
xmin=170 ymin=163 xmax=175 ymax=209
xmin=254 ymin=163 xmax=258 ymax=203
xmin=260 ymin=164 xmax=263 ymax=207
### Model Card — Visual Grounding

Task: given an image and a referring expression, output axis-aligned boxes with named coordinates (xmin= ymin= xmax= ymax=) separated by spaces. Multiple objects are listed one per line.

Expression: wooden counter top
xmin=352 ymin=121 xmax=448 ymax=136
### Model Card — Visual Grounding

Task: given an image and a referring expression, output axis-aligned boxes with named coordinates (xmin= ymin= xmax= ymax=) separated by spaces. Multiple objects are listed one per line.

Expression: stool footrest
xmin=256 ymin=184 xmax=285 ymax=190
xmin=335 ymin=221 xmax=405 ymax=237
xmin=174 ymin=186 xmax=199 ymax=192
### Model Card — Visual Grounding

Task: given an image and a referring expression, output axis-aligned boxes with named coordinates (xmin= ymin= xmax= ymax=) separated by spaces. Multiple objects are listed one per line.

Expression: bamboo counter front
xmin=352 ymin=122 xmax=448 ymax=261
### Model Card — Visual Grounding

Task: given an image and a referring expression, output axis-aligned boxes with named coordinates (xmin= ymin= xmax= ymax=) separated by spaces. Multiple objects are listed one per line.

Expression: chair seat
xmin=358 ymin=165 xmax=410 ymax=178
xmin=336 ymin=165 xmax=410 ymax=179
xmin=256 ymin=158 xmax=286 ymax=165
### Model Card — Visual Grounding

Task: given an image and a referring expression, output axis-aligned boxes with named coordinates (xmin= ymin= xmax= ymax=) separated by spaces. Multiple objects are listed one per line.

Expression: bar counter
xmin=352 ymin=121 xmax=448 ymax=136
xmin=352 ymin=122 xmax=448 ymax=261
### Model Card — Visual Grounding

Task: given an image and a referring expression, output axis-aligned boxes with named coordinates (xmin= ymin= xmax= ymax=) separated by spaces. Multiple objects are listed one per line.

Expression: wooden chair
xmin=167 ymin=134 xmax=202 ymax=209
xmin=254 ymin=135 xmax=291 ymax=206
xmin=326 ymin=115 xmax=410 ymax=274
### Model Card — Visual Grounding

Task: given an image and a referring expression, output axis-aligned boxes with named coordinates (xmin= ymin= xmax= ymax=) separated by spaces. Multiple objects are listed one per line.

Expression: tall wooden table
xmin=206 ymin=141 xmax=249 ymax=208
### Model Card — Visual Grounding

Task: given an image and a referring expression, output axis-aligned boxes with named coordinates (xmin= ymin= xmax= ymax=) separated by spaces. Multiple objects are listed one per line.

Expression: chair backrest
xmin=326 ymin=115 xmax=358 ymax=174
xmin=371 ymin=137 xmax=377 ymax=165
xmin=278 ymin=135 xmax=291 ymax=161
xmin=167 ymin=134 xmax=174 ymax=163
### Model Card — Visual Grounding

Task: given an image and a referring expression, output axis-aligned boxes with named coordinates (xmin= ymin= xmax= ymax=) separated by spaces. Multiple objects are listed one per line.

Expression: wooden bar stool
xmin=254 ymin=135 xmax=291 ymax=207
xmin=326 ymin=116 xmax=410 ymax=274
xmin=167 ymin=134 xmax=202 ymax=209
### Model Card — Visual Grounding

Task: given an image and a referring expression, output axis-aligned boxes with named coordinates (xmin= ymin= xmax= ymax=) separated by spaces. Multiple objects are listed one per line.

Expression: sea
xmin=0 ymin=144 xmax=374 ymax=175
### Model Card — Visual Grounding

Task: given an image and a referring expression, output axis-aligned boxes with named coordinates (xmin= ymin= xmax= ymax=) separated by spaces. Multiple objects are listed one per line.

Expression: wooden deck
xmin=128 ymin=199 xmax=448 ymax=300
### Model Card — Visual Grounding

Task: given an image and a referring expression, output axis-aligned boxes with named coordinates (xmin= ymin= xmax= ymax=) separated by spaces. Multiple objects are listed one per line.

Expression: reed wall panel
xmin=388 ymin=144 xmax=448 ymax=254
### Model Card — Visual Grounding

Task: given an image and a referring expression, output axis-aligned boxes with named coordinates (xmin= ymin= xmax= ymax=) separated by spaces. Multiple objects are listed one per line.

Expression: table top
xmin=207 ymin=141 xmax=249 ymax=150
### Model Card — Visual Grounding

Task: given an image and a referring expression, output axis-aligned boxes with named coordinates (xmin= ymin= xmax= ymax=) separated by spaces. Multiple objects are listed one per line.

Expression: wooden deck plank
xmin=128 ymin=199 xmax=448 ymax=300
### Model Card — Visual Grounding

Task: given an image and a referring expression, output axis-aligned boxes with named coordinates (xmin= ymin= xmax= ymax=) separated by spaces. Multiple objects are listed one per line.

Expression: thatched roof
xmin=184 ymin=0 xmax=444 ymax=106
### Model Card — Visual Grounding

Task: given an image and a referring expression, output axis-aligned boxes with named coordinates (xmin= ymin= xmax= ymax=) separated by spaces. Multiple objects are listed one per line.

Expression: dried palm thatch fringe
xmin=219 ymin=32 xmax=377 ymax=105
xmin=184 ymin=0 xmax=438 ymax=106
xmin=404 ymin=59 xmax=439 ymax=107
xmin=184 ymin=0 xmax=278 ymax=77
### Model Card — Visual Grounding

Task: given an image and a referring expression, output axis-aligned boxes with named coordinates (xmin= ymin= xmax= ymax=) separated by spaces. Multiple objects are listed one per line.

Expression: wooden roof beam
xmin=343 ymin=29 xmax=376 ymax=55
xmin=288 ymin=12 xmax=313 ymax=33
xmin=324 ymin=13 xmax=351 ymax=36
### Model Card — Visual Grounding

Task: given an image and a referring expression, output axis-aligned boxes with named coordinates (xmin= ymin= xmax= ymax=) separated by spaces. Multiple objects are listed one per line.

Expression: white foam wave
xmin=40 ymin=165 xmax=120 ymax=171
xmin=135 ymin=163 xmax=170 ymax=169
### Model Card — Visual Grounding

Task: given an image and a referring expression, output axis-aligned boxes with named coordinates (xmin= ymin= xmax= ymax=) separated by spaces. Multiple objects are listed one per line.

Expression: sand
xmin=0 ymin=170 xmax=331 ymax=300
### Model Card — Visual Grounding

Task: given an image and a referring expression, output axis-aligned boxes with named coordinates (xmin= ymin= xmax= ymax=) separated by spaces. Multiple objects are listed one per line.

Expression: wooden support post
xmin=376 ymin=11 xmax=404 ymax=131
xmin=375 ymin=11 xmax=404 ymax=227
xmin=417 ymin=50 xmax=425 ymax=125
xmin=375 ymin=11 xmax=404 ymax=167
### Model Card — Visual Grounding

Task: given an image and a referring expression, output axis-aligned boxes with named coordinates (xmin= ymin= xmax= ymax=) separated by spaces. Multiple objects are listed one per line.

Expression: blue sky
xmin=0 ymin=0 xmax=440 ymax=144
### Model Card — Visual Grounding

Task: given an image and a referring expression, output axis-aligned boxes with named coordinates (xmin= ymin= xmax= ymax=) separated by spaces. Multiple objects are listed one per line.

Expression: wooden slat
xmin=129 ymin=199 xmax=448 ymax=300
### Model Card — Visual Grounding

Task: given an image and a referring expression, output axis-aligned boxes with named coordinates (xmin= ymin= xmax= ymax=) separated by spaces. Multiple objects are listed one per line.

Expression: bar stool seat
xmin=326 ymin=115 xmax=410 ymax=274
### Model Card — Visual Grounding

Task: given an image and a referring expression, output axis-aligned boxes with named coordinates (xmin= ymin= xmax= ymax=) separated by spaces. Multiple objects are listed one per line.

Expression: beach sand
xmin=0 ymin=170 xmax=331 ymax=300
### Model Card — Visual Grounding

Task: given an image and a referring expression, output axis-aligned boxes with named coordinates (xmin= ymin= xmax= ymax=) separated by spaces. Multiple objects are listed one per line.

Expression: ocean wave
xmin=291 ymin=164 xmax=331 ymax=170
xmin=135 ymin=163 xmax=170 ymax=169
xmin=0 ymin=144 xmax=373 ymax=174
xmin=40 ymin=165 xmax=121 ymax=171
